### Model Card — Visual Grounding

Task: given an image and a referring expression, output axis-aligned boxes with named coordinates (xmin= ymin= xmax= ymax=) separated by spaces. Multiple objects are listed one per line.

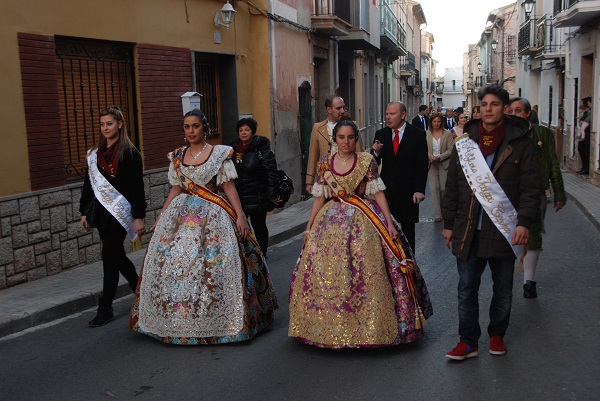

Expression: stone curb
xmin=565 ymin=191 xmax=600 ymax=234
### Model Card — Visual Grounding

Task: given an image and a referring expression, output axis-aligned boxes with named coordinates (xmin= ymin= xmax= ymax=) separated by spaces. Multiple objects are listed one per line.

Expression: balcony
xmin=311 ymin=0 xmax=352 ymax=36
xmin=399 ymin=52 xmax=416 ymax=76
xmin=379 ymin=1 xmax=407 ymax=57
xmin=534 ymin=15 xmax=565 ymax=59
xmin=338 ymin=0 xmax=380 ymax=50
xmin=555 ymin=0 xmax=600 ymax=27
xmin=518 ymin=18 xmax=542 ymax=55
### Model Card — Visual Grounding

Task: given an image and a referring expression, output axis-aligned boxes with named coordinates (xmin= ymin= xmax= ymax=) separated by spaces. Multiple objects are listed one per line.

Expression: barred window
xmin=55 ymin=37 xmax=138 ymax=180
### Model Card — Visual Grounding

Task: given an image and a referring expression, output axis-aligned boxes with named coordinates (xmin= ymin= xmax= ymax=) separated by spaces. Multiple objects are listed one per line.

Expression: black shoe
xmin=579 ymin=169 xmax=589 ymax=175
xmin=88 ymin=307 xmax=114 ymax=327
xmin=523 ymin=281 xmax=537 ymax=299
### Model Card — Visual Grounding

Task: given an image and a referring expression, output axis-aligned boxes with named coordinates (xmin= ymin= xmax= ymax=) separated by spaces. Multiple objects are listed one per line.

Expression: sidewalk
xmin=0 ymin=199 xmax=313 ymax=338
xmin=2 ymin=171 xmax=600 ymax=339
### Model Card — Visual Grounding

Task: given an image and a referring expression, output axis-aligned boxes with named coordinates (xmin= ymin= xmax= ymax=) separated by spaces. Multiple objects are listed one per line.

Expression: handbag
xmin=83 ymin=198 xmax=97 ymax=228
xmin=274 ymin=170 xmax=294 ymax=208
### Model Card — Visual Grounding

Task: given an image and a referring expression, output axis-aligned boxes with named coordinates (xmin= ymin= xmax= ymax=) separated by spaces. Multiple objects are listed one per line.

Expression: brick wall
xmin=18 ymin=33 xmax=65 ymax=191
xmin=137 ymin=44 xmax=193 ymax=170
xmin=0 ymin=169 xmax=170 ymax=289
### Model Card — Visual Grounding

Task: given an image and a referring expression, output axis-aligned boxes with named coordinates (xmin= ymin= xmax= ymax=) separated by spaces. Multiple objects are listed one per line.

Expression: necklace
xmin=189 ymin=142 xmax=208 ymax=160
xmin=337 ymin=152 xmax=353 ymax=167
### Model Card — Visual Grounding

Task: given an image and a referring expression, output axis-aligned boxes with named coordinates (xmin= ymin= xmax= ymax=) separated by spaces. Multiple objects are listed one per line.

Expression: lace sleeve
xmin=216 ymin=158 xmax=238 ymax=186
xmin=312 ymin=182 xmax=332 ymax=198
xmin=167 ymin=152 xmax=181 ymax=186
xmin=364 ymin=157 xmax=385 ymax=196
xmin=365 ymin=177 xmax=386 ymax=196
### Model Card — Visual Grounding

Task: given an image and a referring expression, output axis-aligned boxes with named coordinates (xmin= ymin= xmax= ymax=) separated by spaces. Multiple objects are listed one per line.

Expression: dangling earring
xmin=184 ymin=135 xmax=188 ymax=142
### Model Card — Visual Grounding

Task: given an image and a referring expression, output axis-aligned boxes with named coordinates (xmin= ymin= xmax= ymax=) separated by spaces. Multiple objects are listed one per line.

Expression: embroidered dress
xmin=288 ymin=152 xmax=432 ymax=348
xmin=129 ymin=145 xmax=277 ymax=344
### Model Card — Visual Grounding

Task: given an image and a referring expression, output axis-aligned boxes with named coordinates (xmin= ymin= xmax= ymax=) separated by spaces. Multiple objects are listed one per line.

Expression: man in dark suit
xmin=411 ymin=104 xmax=429 ymax=131
xmin=443 ymin=107 xmax=456 ymax=130
xmin=372 ymin=101 xmax=428 ymax=251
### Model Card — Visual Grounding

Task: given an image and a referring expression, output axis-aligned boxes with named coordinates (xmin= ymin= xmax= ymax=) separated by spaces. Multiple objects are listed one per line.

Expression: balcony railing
xmin=518 ymin=17 xmax=541 ymax=55
xmin=554 ymin=0 xmax=600 ymax=27
xmin=313 ymin=0 xmax=351 ymax=23
xmin=536 ymin=14 xmax=564 ymax=57
xmin=519 ymin=14 xmax=563 ymax=57
xmin=399 ymin=52 xmax=416 ymax=75
xmin=311 ymin=0 xmax=352 ymax=36
xmin=379 ymin=0 xmax=406 ymax=54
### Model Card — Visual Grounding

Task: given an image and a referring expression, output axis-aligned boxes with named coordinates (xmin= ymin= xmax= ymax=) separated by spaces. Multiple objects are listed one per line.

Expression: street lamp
xmin=214 ymin=1 xmax=236 ymax=29
xmin=522 ymin=0 xmax=535 ymax=20
xmin=491 ymin=39 xmax=498 ymax=53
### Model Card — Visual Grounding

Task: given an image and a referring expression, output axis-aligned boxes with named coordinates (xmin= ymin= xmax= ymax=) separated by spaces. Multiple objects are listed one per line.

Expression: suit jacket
xmin=306 ymin=119 xmax=363 ymax=185
xmin=443 ymin=116 xmax=456 ymax=130
xmin=411 ymin=115 xmax=428 ymax=132
xmin=373 ymin=123 xmax=428 ymax=224
xmin=426 ymin=129 xmax=454 ymax=170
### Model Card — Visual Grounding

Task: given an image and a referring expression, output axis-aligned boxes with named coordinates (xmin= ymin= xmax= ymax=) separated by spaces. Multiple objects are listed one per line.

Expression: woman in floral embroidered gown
xmin=288 ymin=119 xmax=433 ymax=348
xmin=129 ymin=109 xmax=277 ymax=344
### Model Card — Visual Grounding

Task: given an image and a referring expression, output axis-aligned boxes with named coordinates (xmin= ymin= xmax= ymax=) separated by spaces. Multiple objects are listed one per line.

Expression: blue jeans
xmin=456 ymin=232 xmax=515 ymax=346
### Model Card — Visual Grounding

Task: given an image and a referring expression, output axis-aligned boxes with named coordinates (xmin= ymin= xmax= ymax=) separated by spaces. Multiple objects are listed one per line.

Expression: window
xmin=55 ymin=37 xmax=137 ymax=180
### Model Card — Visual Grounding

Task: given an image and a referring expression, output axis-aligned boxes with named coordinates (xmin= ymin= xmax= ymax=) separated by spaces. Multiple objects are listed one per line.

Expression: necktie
xmin=393 ymin=129 xmax=400 ymax=155
xmin=448 ymin=119 xmax=452 ymax=129
xmin=422 ymin=116 xmax=426 ymax=130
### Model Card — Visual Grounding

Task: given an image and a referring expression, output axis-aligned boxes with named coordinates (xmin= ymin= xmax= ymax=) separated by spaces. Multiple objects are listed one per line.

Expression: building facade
xmin=516 ymin=0 xmax=600 ymax=186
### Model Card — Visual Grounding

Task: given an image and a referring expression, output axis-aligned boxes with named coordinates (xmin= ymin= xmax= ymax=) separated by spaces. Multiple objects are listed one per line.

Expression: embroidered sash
xmin=87 ymin=149 xmax=141 ymax=251
xmin=320 ymin=163 xmax=426 ymax=329
xmin=454 ymin=134 xmax=524 ymax=260
xmin=172 ymin=149 xmax=260 ymax=249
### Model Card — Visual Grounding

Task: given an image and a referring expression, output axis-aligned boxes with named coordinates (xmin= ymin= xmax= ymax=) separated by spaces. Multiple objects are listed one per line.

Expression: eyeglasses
xmin=507 ymin=107 xmax=524 ymax=115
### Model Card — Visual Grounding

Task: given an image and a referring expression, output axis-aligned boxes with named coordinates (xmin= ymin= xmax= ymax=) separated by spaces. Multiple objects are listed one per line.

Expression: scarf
xmin=478 ymin=119 xmax=506 ymax=157
xmin=97 ymin=138 xmax=120 ymax=179
xmin=234 ymin=140 xmax=251 ymax=164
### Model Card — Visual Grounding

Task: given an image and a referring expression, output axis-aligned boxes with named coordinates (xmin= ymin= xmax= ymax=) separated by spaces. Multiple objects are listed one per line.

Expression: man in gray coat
xmin=442 ymin=85 xmax=540 ymax=361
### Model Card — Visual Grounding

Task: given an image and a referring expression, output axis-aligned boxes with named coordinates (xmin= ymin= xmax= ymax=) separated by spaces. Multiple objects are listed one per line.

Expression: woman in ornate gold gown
xmin=288 ymin=119 xmax=433 ymax=348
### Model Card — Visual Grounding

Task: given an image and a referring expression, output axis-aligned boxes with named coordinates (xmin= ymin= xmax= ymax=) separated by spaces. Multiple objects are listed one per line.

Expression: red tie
xmin=393 ymin=129 xmax=400 ymax=155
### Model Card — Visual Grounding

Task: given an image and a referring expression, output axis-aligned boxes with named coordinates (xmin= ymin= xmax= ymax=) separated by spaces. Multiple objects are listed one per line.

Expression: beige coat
xmin=426 ymin=129 xmax=454 ymax=170
xmin=305 ymin=119 xmax=363 ymax=185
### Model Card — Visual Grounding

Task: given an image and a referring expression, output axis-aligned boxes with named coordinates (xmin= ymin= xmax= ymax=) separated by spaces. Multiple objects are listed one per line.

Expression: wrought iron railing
xmin=313 ymin=0 xmax=351 ymax=24
xmin=380 ymin=1 xmax=403 ymax=48
xmin=400 ymin=52 xmax=416 ymax=71
xmin=55 ymin=37 xmax=137 ymax=180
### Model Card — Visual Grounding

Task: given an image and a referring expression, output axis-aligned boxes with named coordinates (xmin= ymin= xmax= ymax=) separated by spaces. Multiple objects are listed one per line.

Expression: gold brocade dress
xmin=288 ymin=152 xmax=432 ymax=348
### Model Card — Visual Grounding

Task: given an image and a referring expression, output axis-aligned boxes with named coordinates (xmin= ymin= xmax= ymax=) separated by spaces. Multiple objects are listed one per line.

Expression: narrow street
xmin=2 ymin=195 xmax=598 ymax=401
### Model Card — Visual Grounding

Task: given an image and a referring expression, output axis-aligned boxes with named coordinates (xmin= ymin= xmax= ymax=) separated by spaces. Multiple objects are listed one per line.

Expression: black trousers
xmin=578 ymin=140 xmax=590 ymax=171
xmin=247 ymin=211 xmax=269 ymax=256
xmin=97 ymin=222 xmax=139 ymax=309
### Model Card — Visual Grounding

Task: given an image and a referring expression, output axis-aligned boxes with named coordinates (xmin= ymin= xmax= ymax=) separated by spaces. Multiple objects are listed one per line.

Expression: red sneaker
xmin=446 ymin=342 xmax=478 ymax=360
xmin=489 ymin=336 xmax=507 ymax=355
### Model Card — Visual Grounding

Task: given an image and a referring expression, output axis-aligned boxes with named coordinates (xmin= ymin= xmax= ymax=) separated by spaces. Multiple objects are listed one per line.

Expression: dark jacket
xmin=443 ymin=116 xmax=456 ymax=130
xmin=442 ymin=116 xmax=541 ymax=260
xmin=529 ymin=123 xmax=566 ymax=201
xmin=230 ymin=135 xmax=279 ymax=214
xmin=372 ymin=123 xmax=428 ymax=224
xmin=411 ymin=114 xmax=428 ymax=131
xmin=79 ymin=147 xmax=146 ymax=230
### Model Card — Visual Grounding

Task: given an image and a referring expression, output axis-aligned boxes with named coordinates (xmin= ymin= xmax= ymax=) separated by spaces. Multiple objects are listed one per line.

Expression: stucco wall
xmin=0 ymin=0 xmax=270 ymax=196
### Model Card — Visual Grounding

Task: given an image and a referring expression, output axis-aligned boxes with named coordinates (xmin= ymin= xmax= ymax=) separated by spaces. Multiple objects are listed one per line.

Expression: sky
xmin=416 ymin=0 xmax=517 ymax=73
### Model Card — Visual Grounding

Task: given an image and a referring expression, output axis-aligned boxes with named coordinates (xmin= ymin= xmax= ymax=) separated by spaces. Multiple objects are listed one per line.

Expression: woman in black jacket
xmin=231 ymin=118 xmax=281 ymax=256
xmin=79 ymin=106 xmax=146 ymax=327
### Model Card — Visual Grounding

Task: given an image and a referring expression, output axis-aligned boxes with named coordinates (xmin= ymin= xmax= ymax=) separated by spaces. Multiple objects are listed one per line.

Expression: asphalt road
xmin=1 ymin=196 xmax=599 ymax=401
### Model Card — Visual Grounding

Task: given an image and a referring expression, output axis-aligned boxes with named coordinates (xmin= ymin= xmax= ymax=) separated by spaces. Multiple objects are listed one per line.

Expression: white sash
xmin=455 ymin=134 xmax=524 ymax=260
xmin=87 ymin=149 xmax=139 ymax=244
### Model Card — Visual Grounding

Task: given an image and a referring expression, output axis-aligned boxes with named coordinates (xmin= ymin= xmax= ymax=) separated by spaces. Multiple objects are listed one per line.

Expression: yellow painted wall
xmin=0 ymin=0 xmax=270 ymax=196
